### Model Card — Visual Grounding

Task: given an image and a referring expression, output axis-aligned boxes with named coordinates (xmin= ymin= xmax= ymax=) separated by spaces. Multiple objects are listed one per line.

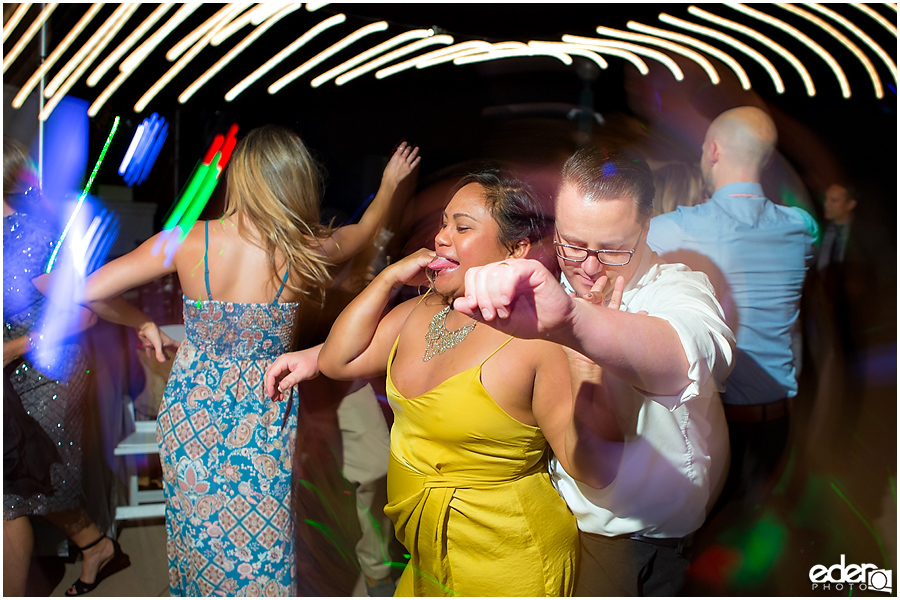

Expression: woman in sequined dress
xmin=3 ymin=136 xmax=168 ymax=596
xmin=81 ymin=126 xmax=420 ymax=596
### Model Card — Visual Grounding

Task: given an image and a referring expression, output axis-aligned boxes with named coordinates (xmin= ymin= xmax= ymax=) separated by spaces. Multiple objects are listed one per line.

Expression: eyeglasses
xmin=553 ymin=230 xmax=642 ymax=266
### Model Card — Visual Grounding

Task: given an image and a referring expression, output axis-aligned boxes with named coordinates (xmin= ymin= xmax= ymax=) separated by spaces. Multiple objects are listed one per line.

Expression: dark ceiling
xmin=3 ymin=3 xmax=897 ymax=230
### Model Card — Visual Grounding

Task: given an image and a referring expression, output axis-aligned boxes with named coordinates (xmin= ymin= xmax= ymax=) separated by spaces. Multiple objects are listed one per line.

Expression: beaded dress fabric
xmin=3 ymin=211 xmax=91 ymax=520
xmin=157 ymin=224 xmax=300 ymax=596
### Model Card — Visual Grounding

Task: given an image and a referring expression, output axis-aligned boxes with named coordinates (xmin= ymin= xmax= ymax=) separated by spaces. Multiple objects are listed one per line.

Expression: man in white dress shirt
xmin=455 ymin=146 xmax=735 ymax=595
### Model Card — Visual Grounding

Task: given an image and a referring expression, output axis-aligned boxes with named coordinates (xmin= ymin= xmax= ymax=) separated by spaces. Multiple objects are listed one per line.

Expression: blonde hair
xmin=222 ymin=125 xmax=334 ymax=297
xmin=3 ymin=136 xmax=31 ymax=205
xmin=651 ymin=162 xmax=705 ymax=215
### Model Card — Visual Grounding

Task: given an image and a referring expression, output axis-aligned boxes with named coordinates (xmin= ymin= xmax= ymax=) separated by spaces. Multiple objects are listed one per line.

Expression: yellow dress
xmin=384 ymin=335 xmax=578 ymax=597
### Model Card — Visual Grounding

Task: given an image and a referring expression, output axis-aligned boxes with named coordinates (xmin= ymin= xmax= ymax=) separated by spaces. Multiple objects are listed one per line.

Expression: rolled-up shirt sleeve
xmin=625 ymin=264 xmax=735 ymax=410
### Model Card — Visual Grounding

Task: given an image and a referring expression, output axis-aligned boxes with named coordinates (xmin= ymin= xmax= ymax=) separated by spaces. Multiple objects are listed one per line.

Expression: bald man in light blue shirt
xmin=647 ymin=106 xmax=816 ymax=513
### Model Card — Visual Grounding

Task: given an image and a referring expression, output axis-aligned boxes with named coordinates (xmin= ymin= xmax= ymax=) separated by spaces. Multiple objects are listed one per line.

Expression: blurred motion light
xmin=849 ymin=3 xmax=898 ymax=36
xmin=91 ymin=4 xmax=202 ymax=116
xmin=305 ymin=3 xmax=330 ymax=12
xmin=44 ymin=4 xmax=135 ymax=98
xmin=562 ymin=35 xmax=683 ymax=80
xmin=213 ymin=2 xmax=286 ymax=45
xmin=226 ymin=13 xmax=347 ymax=101
xmin=119 ymin=113 xmax=168 ymax=186
xmin=3 ymin=3 xmax=58 ymax=74
xmin=691 ymin=5 xmax=819 ymax=97
xmin=268 ymin=19 xmax=387 ymax=94
xmin=594 ymin=26 xmax=719 ymax=84
xmin=166 ymin=3 xmax=253 ymax=62
xmin=628 ymin=20 xmax=750 ymax=89
xmin=453 ymin=42 xmax=575 ymax=67
xmin=311 ymin=27 xmax=431 ymax=88
xmin=181 ymin=3 xmax=301 ymax=103
xmin=121 ymin=4 xmax=201 ymax=73
xmin=12 ymin=4 xmax=104 ymax=108
xmin=775 ymin=4 xmax=882 ymax=99
xmin=376 ymin=41 xmax=492 ymax=78
xmin=805 ymin=3 xmax=898 ymax=85
xmin=47 ymin=116 xmax=120 ymax=274
xmin=660 ymin=12 xmax=784 ymax=93
xmin=3 ymin=3 xmax=32 ymax=42
xmin=136 ymin=4 xmax=245 ymax=113
xmin=335 ymin=34 xmax=453 ymax=86
xmin=530 ymin=41 xmax=610 ymax=70
xmin=156 ymin=125 xmax=238 ymax=265
xmin=41 ymin=5 xmax=138 ymax=122
xmin=88 ymin=4 xmax=174 ymax=87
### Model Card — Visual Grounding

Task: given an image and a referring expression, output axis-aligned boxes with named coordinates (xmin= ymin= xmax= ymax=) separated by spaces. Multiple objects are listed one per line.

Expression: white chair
xmin=114 ymin=324 xmax=185 ymax=520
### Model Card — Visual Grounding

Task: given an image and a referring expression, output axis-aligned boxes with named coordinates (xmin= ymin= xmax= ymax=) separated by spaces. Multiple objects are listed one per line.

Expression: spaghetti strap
xmin=479 ymin=335 xmax=515 ymax=367
xmin=273 ymin=266 xmax=290 ymax=303
xmin=203 ymin=221 xmax=213 ymax=301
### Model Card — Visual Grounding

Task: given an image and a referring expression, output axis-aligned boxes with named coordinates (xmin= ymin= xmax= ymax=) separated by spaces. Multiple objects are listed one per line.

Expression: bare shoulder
xmin=514 ymin=336 xmax=569 ymax=369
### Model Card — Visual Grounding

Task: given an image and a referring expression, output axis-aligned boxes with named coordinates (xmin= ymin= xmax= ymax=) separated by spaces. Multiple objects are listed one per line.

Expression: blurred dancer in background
xmin=3 ymin=136 xmax=153 ymax=596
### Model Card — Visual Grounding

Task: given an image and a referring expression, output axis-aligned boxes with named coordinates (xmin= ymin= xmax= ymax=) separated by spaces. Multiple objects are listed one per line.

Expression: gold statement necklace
xmin=423 ymin=306 xmax=476 ymax=362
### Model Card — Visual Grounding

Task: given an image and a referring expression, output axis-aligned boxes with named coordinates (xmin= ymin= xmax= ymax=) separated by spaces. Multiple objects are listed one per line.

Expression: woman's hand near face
xmin=380 ymin=248 xmax=434 ymax=289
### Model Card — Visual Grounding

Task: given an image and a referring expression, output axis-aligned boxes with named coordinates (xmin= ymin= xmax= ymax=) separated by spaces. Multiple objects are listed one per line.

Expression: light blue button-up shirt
xmin=647 ymin=182 xmax=816 ymax=405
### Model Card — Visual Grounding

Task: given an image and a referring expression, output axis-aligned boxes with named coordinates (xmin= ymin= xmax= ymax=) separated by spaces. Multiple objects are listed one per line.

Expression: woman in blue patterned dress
xmin=82 ymin=125 xmax=420 ymax=596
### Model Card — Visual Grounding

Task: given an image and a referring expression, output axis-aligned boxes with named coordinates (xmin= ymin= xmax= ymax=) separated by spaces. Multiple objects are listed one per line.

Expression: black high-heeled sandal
xmin=65 ymin=534 xmax=131 ymax=596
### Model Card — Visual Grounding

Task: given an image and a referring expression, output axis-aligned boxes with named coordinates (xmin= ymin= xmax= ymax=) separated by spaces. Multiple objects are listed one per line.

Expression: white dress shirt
xmin=551 ymin=250 xmax=734 ymax=539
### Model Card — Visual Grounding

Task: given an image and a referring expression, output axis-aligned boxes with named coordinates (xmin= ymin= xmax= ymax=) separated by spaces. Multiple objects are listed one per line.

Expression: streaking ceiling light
xmin=529 ymin=41 xmax=610 ymax=70
xmin=310 ymin=27 xmax=429 ymax=88
xmin=451 ymin=41 xmax=574 ymax=68
xmin=594 ymin=26 xmax=719 ymax=84
xmin=2 ymin=3 xmax=32 ymax=43
xmin=805 ymin=3 xmax=898 ymax=85
xmin=12 ymin=4 xmax=104 ymax=108
xmin=88 ymin=4 xmax=174 ymax=87
xmin=689 ymin=5 xmax=818 ymax=97
xmin=268 ymin=19 xmax=387 ymax=94
xmin=628 ymin=20 xmax=750 ymax=89
xmin=413 ymin=42 xmax=496 ymax=70
xmin=849 ymin=3 xmax=898 ymax=37
xmin=376 ymin=41 xmax=493 ymax=78
xmin=3 ymin=3 xmax=58 ymax=74
xmin=136 ymin=4 xmax=246 ymax=113
xmin=305 ymin=3 xmax=330 ymax=12
xmin=659 ymin=12 xmax=784 ymax=93
xmin=41 ymin=4 xmax=139 ymax=122
xmin=166 ymin=3 xmax=253 ymax=62
xmin=226 ymin=13 xmax=347 ymax=101
xmin=44 ymin=4 xmax=133 ymax=98
xmin=89 ymin=4 xmax=201 ymax=117
xmin=213 ymin=2 xmax=284 ymax=45
xmin=561 ymin=35 xmax=683 ymax=80
xmin=335 ymin=34 xmax=454 ymax=86
xmin=181 ymin=3 xmax=302 ymax=104
xmin=120 ymin=4 xmax=201 ymax=73
xmin=775 ymin=4 xmax=882 ymax=98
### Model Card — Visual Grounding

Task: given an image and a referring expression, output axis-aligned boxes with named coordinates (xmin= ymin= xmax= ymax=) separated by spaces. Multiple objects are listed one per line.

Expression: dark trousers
xmin=575 ymin=531 xmax=690 ymax=596
xmin=712 ymin=414 xmax=791 ymax=518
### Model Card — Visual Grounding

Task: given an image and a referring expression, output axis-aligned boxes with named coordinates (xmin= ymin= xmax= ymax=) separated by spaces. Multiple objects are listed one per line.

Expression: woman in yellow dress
xmin=274 ymin=171 xmax=614 ymax=596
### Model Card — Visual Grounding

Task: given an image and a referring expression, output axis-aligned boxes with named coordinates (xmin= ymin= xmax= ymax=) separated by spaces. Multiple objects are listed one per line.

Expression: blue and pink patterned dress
xmin=157 ymin=223 xmax=299 ymax=596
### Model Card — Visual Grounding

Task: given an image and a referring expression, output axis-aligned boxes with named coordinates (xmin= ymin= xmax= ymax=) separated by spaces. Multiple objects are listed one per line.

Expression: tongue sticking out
xmin=427 ymin=257 xmax=458 ymax=271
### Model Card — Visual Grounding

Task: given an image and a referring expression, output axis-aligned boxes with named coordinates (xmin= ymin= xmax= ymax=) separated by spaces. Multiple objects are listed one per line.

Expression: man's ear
xmin=510 ymin=239 xmax=531 ymax=259
xmin=848 ymin=198 xmax=858 ymax=212
xmin=708 ymin=140 xmax=720 ymax=166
